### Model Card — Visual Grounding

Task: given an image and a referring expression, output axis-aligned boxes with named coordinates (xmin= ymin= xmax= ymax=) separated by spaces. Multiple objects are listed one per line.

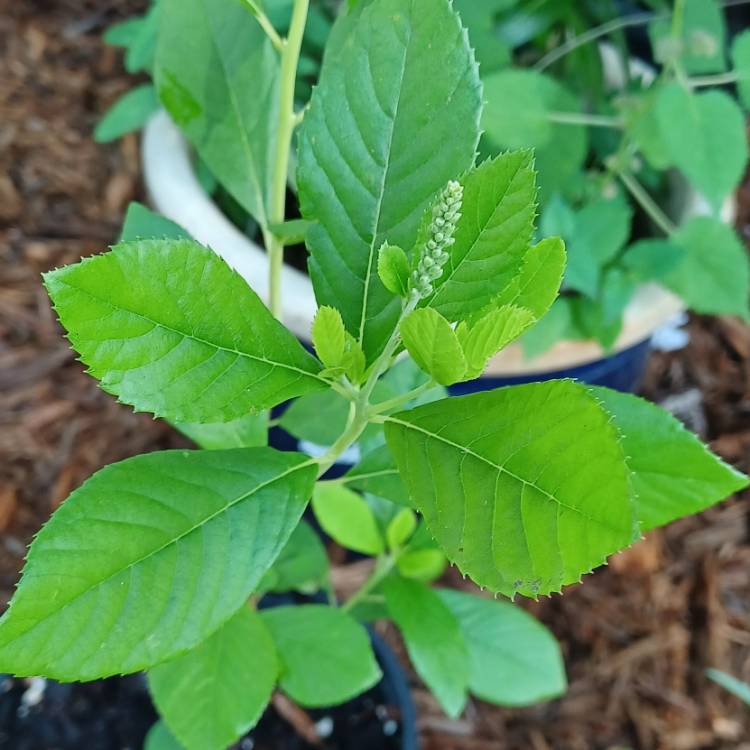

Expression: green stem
xmin=267 ymin=0 xmax=309 ymax=319
xmin=241 ymin=0 xmax=284 ymax=52
xmin=547 ymin=111 xmax=624 ymax=129
xmin=315 ymin=400 xmax=369 ymax=477
xmin=688 ymin=71 xmax=742 ymax=88
xmin=342 ymin=555 xmax=397 ymax=613
xmin=616 ymin=168 xmax=677 ymax=236
xmin=368 ymin=379 xmax=436 ymax=417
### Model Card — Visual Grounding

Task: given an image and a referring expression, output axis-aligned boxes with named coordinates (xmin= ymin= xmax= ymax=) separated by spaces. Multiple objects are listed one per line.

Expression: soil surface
xmin=1 ymin=2 xmax=749 ymax=749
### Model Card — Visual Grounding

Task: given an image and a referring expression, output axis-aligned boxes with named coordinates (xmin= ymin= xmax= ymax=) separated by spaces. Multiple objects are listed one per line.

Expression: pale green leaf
xmin=342 ymin=333 xmax=367 ymax=384
xmin=377 ymin=244 xmax=410 ymax=297
xmin=312 ymin=306 xmax=347 ymax=370
xmin=438 ymin=589 xmax=566 ymax=707
xmin=260 ymin=605 xmax=381 ymax=707
xmin=426 ymin=151 xmax=537 ymax=322
xmin=269 ymin=219 xmax=314 ymax=246
xmin=43 ymin=240 xmax=325 ymax=423
xmin=149 ymin=607 xmax=277 ymax=750
xmin=343 ymin=445 xmax=412 ymax=508
xmin=666 ymin=217 xmax=750 ymax=320
xmin=0 ymin=448 xmax=316 ymax=680
xmin=656 ymin=85 xmax=748 ymax=210
xmin=94 ymin=85 xmax=159 ymax=143
xmin=120 ymin=202 xmax=189 ymax=243
xmin=298 ymin=0 xmax=482 ymax=362
xmin=386 ymin=508 xmax=417 ymax=550
xmin=400 ymin=308 xmax=467 ymax=386
xmin=104 ymin=16 xmax=146 ymax=49
xmin=397 ymin=549 xmax=447 ymax=582
xmin=731 ymin=31 xmax=750 ymax=110
xmin=145 ymin=722 xmax=184 ymax=750
xmin=384 ymin=381 xmax=636 ymax=597
xmin=312 ymin=483 xmax=384 ymax=555
xmin=590 ymin=387 xmax=748 ymax=531
xmin=384 ymin=577 xmax=469 ymax=718
xmin=521 ymin=298 xmax=572 ymax=359
xmin=176 ymin=413 xmax=268 ymax=450
xmin=155 ymin=0 xmax=279 ymax=226
xmin=260 ymin=521 xmax=329 ymax=594
xmin=279 ymin=389 xmax=350 ymax=446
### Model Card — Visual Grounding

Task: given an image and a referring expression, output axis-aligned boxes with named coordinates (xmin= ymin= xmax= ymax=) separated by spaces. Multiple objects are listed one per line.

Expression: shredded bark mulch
xmin=1 ymin=2 xmax=748 ymax=749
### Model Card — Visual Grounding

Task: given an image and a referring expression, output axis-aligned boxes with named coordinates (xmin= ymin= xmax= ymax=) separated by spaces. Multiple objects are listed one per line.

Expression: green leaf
xmin=260 ymin=605 xmax=381 ymax=707
xmin=279 ymin=389 xmax=350 ymax=446
xmin=457 ymin=305 xmax=536 ymax=379
xmin=149 ymin=607 xmax=277 ymax=750
xmin=666 ymin=217 xmax=750 ymax=319
xmin=344 ymin=445 xmax=412 ymax=508
xmin=397 ymin=549 xmax=447 ymax=582
xmin=155 ymin=0 xmax=280 ymax=226
xmin=656 ymin=85 xmax=748 ymax=210
xmin=384 ymin=381 xmax=637 ymax=597
xmin=104 ymin=16 xmax=147 ymax=49
xmin=269 ymin=219 xmax=315 ymax=246
xmin=377 ymin=244 xmax=410 ymax=297
xmin=437 ymin=589 xmax=566 ymax=707
xmin=453 ymin=0 xmax=512 ymax=74
xmin=383 ymin=577 xmax=469 ymax=718
xmin=175 ymin=413 xmax=268 ymax=450
xmin=590 ymin=387 xmax=748 ymax=531
xmin=521 ymin=298 xmax=572 ymax=358
xmin=400 ymin=308 xmax=467 ymax=386
xmin=731 ymin=31 xmax=750 ymax=110
xmin=622 ymin=239 xmax=686 ymax=282
xmin=145 ymin=722 xmax=184 ymax=750
xmin=494 ymin=237 xmax=566 ymax=320
xmin=386 ymin=508 xmax=417 ymax=550
xmin=706 ymin=669 xmax=750 ymax=705
xmin=44 ymin=240 xmax=325 ymax=423
xmin=124 ymin=3 xmax=159 ymax=73
xmin=620 ymin=88 xmax=672 ymax=170
xmin=312 ymin=306 xmax=347 ymax=370
xmin=312 ymin=483 xmax=384 ymax=555
xmin=0 ymin=448 xmax=316 ymax=680
xmin=426 ymin=151 xmax=537 ymax=322
xmin=260 ymin=521 xmax=329 ymax=594
xmin=297 ymin=0 xmax=482 ymax=362
xmin=94 ymin=84 xmax=159 ymax=143
xmin=120 ymin=202 xmax=189 ymax=243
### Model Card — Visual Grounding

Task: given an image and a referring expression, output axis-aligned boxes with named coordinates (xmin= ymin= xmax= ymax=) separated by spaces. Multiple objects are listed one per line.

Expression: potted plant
xmin=2 ymin=1 xmax=747 ymax=749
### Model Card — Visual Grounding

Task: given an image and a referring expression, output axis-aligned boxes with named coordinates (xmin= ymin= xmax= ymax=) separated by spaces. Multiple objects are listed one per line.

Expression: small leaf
xmin=94 ymin=85 xmax=159 ymax=143
xmin=400 ymin=308 xmax=467 ymax=386
xmin=437 ymin=589 xmax=566 ymax=707
xmin=120 ymin=202 xmax=189 ymax=242
xmin=279 ymin=390 xmax=350 ymax=446
xmin=269 ymin=219 xmax=315 ymax=246
xmin=666 ymin=217 xmax=750 ymax=320
xmin=731 ymin=30 xmax=750 ymax=110
xmin=656 ymin=85 xmax=748 ymax=210
xmin=342 ymin=333 xmax=366 ymax=384
xmin=104 ymin=16 xmax=146 ymax=49
xmin=384 ymin=381 xmax=637 ymax=597
xmin=149 ymin=608 xmax=277 ymax=750
xmin=44 ymin=240 xmax=325 ymax=423
xmin=260 ymin=605 xmax=381 ymax=707
xmin=397 ymin=549 xmax=447 ymax=583
xmin=590 ymin=387 xmax=748 ymax=531
xmin=377 ymin=244 xmax=410 ymax=297
xmin=0 ymin=449 xmax=316 ymax=680
xmin=386 ymin=509 xmax=418 ymax=550
xmin=260 ymin=521 xmax=329 ymax=595
xmin=384 ymin=577 xmax=469 ymax=718
xmin=344 ymin=445 xmax=412 ymax=508
xmin=312 ymin=483 xmax=384 ymax=555
xmin=312 ymin=306 xmax=347 ymax=370
xmin=145 ymin=722 xmax=184 ymax=750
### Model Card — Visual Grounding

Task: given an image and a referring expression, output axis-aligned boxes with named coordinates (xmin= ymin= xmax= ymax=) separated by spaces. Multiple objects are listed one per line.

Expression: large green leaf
xmin=732 ymin=31 xmax=750 ymax=110
xmin=384 ymin=577 xmax=469 ymax=717
xmin=656 ymin=85 xmax=748 ymax=211
xmin=155 ymin=0 xmax=279 ymax=226
xmin=149 ymin=607 xmax=278 ymax=750
xmin=0 ymin=448 xmax=315 ymax=680
xmin=425 ymin=151 xmax=537 ymax=322
xmin=438 ymin=589 xmax=566 ymax=707
xmin=297 ymin=0 xmax=482 ymax=362
xmin=384 ymin=381 xmax=637 ymax=597
xmin=260 ymin=605 xmax=381 ymax=707
xmin=590 ymin=388 xmax=748 ymax=531
xmin=666 ymin=217 xmax=750 ymax=320
xmin=44 ymin=240 xmax=325 ymax=423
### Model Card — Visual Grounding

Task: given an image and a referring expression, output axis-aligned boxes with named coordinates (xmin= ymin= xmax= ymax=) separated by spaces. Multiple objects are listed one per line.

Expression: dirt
xmin=0 ymin=2 xmax=748 ymax=749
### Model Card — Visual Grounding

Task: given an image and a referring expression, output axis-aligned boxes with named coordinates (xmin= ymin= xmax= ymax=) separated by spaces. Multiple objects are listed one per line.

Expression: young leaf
xmin=666 ymin=217 xmax=750 ymax=320
xmin=343 ymin=445 xmax=412 ymax=508
xmin=383 ymin=577 xmax=469 ymax=718
xmin=120 ymin=202 xmax=189 ymax=243
xmin=148 ymin=607 xmax=278 ymax=750
xmin=377 ymin=244 xmax=410 ymax=297
xmin=312 ymin=483 xmax=384 ymax=555
xmin=260 ymin=521 xmax=329 ymax=595
xmin=386 ymin=508 xmax=418 ymax=550
xmin=656 ymin=85 xmax=748 ymax=211
xmin=43 ymin=240 xmax=325 ymax=423
xmin=425 ymin=151 xmax=537 ymax=322
xmin=155 ymin=0 xmax=280 ymax=227
xmin=269 ymin=219 xmax=315 ymax=246
xmin=397 ymin=549 xmax=447 ymax=583
xmin=94 ymin=84 xmax=159 ymax=143
xmin=400 ymin=308 xmax=467 ymax=386
xmin=260 ymin=605 xmax=381 ymax=707
xmin=0 ymin=448 xmax=316 ymax=680
xmin=731 ymin=31 xmax=750 ymax=110
xmin=145 ymin=722 xmax=184 ymax=750
xmin=437 ymin=589 xmax=566 ymax=707
xmin=124 ymin=2 xmax=159 ymax=73
xmin=297 ymin=0 xmax=482 ymax=362
xmin=457 ymin=305 xmax=536 ymax=379
xmin=312 ymin=306 xmax=347 ymax=370
xmin=384 ymin=381 xmax=637 ymax=598
xmin=342 ymin=332 xmax=367 ymax=383
xmin=589 ymin=387 xmax=748 ymax=531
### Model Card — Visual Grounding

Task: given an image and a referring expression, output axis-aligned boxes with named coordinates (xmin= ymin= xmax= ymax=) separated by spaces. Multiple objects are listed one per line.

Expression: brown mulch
xmin=1 ymin=2 xmax=748 ymax=749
